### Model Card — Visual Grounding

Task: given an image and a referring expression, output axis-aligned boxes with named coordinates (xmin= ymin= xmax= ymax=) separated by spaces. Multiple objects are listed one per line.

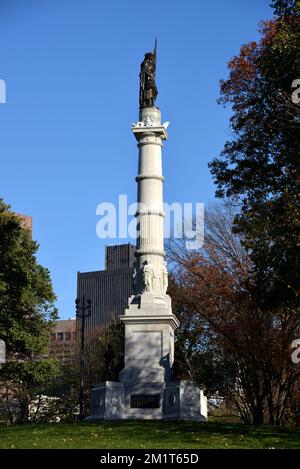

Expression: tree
xmin=0 ymin=359 xmax=61 ymax=423
xmin=167 ymin=204 xmax=300 ymax=424
xmin=271 ymin=0 xmax=300 ymax=17
xmin=209 ymin=2 xmax=300 ymax=308
xmin=84 ymin=320 xmax=125 ymax=388
xmin=0 ymin=199 xmax=58 ymax=357
xmin=47 ymin=320 xmax=125 ymax=420
xmin=0 ymin=199 xmax=59 ymax=423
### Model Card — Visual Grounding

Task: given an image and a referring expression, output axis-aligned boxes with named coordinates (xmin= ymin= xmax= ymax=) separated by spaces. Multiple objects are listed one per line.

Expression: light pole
xmin=75 ymin=294 xmax=91 ymax=420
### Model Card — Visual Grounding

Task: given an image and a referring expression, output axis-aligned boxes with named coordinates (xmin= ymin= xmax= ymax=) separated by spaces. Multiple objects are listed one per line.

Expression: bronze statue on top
xmin=139 ymin=39 xmax=158 ymax=109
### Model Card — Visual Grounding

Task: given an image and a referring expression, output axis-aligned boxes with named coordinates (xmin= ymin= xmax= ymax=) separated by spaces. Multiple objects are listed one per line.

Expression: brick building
xmin=50 ymin=318 xmax=77 ymax=360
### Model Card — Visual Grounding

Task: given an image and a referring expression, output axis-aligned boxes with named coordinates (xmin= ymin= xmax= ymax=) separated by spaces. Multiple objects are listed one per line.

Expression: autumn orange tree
xmin=167 ymin=204 xmax=300 ymax=424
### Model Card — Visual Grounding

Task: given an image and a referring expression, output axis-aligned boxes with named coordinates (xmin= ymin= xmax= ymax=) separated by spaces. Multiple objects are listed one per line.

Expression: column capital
xmin=132 ymin=125 xmax=168 ymax=141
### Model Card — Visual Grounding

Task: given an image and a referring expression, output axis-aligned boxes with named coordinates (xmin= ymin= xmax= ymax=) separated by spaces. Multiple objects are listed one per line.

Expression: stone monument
xmin=87 ymin=43 xmax=207 ymax=420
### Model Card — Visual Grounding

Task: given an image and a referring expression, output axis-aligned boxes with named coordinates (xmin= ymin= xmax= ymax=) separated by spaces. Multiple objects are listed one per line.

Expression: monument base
xmin=86 ymin=380 xmax=207 ymax=421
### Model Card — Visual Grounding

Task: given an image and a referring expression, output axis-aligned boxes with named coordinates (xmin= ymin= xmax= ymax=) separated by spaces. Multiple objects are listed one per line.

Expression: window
xmin=57 ymin=332 xmax=64 ymax=341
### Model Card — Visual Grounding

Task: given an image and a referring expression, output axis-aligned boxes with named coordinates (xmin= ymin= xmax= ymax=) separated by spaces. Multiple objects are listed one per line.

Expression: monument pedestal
xmin=118 ymin=292 xmax=177 ymax=420
xmin=87 ymin=293 xmax=207 ymax=421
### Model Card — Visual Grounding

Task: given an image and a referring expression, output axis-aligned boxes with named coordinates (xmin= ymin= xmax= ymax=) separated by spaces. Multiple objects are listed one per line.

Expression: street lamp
xmin=75 ymin=294 xmax=92 ymax=420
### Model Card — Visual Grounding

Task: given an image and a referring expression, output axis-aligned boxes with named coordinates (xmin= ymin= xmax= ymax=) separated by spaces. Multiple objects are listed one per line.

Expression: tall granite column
xmin=118 ymin=105 xmax=180 ymax=419
xmin=133 ymin=106 xmax=167 ymax=296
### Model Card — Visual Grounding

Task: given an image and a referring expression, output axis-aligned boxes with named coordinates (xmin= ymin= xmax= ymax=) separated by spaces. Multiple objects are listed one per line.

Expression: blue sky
xmin=0 ymin=0 xmax=273 ymax=319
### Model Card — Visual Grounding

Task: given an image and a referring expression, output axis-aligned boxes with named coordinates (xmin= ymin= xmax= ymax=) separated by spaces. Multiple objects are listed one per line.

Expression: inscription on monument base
xmin=130 ymin=394 xmax=160 ymax=409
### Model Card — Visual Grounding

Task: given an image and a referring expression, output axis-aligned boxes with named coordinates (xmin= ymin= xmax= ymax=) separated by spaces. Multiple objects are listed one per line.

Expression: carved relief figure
xmin=142 ymin=261 xmax=169 ymax=295
xmin=143 ymin=260 xmax=153 ymax=292
xmin=152 ymin=265 xmax=161 ymax=293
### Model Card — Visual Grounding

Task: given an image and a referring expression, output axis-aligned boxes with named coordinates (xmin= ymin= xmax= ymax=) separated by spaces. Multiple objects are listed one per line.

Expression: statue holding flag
xmin=139 ymin=39 xmax=158 ymax=109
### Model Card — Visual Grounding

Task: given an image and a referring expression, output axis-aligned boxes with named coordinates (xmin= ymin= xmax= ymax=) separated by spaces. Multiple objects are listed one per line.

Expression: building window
xmin=57 ymin=332 xmax=64 ymax=341
xmin=65 ymin=332 xmax=71 ymax=341
xmin=51 ymin=333 xmax=56 ymax=342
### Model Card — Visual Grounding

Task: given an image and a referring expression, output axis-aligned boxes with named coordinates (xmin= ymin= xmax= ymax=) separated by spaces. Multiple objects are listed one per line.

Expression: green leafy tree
xmin=0 ymin=359 xmax=61 ymax=423
xmin=0 ymin=199 xmax=59 ymax=423
xmin=271 ymin=0 xmax=300 ymax=16
xmin=0 ymin=199 xmax=58 ymax=357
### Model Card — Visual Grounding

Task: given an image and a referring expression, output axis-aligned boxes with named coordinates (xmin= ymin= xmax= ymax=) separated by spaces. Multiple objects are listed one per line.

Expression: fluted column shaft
xmin=132 ymin=107 xmax=168 ymax=294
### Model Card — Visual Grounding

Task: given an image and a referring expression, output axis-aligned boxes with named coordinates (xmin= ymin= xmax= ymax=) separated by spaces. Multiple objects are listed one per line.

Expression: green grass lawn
xmin=0 ymin=421 xmax=300 ymax=449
